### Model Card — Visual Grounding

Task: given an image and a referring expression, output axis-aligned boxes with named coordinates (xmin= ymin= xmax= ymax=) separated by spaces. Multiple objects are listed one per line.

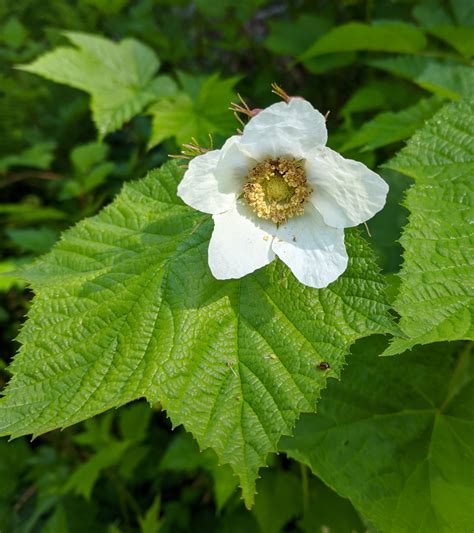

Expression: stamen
xmin=271 ymin=82 xmax=306 ymax=105
xmin=169 ymin=136 xmax=213 ymax=168
xmin=230 ymin=93 xmax=262 ymax=129
xmin=271 ymin=82 xmax=291 ymax=103
xmin=243 ymin=157 xmax=311 ymax=224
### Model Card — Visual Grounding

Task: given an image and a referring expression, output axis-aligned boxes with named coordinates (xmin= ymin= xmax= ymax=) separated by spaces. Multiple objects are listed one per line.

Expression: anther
xmin=243 ymin=157 xmax=311 ymax=224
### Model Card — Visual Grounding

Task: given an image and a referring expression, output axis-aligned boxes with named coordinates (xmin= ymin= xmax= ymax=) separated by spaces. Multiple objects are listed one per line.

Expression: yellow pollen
xmin=243 ymin=157 xmax=311 ymax=224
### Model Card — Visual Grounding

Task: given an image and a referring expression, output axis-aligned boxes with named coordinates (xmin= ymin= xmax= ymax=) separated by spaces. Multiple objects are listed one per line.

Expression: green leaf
xmin=71 ymin=142 xmax=109 ymax=175
xmin=148 ymin=73 xmax=238 ymax=147
xmin=0 ymin=260 xmax=27 ymax=292
xmin=413 ymin=1 xmax=454 ymax=27
xmin=211 ymin=460 xmax=240 ymax=512
xmin=0 ymin=203 xmax=67 ymax=224
xmin=139 ymin=496 xmax=162 ymax=533
xmin=0 ymin=161 xmax=393 ymax=506
xmin=118 ymin=401 xmax=152 ymax=443
xmin=281 ymin=337 xmax=474 ymax=533
xmin=159 ymin=431 xmax=213 ymax=472
xmin=264 ymin=15 xmax=332 ymax=57
xmin=0 ymin=142 xmax=56 ymax=172
xmin=449 ymin=0 xmax=474 ymax=26
xmin=252 ymin=469 xmax=302 ymax=533
xmin=369 ymin=55 xmax=474 ymax=100
xmin=298 ymin=477 xmax=365 ymax=533
xmin=72 ymin=412 xmax=115 ymax=449
xmin=82 ymin=0 xmax=128 ymax=15
xmin=302 ymin=52 xmax=356 ymax=75
xmin=19 ymin=32 xmax=177 ymax=136
xmin=367 ymin=169 xmax=412 ymax=274
xmin=63 ymin=440 xmax=131 ymax=499
xmin=341 ymin=80 xmax=419 ymax=123
xmin=341 ymin=96 xmax=444 ymax=152
xmin=63 ymin=141 xmax=114 ymax=198
xmin=0 ymin=17 xmax=28 ymax=50
xmin=384 ymin=99 xmax=474 ymax=355
xmin=159 ymin=431 xmax=239 ymax=510
xmin=0 ymin=439 xmax=31 ymax=531
xmin=42 ymin=498 xmax=103 ymax=533
xmin=6 ymin=226 xmax=58 ymax=254
xmin=300 ymin=22 xmax=426 ymax=61
xmin=428 ymin=26 xmax=474 ymax=58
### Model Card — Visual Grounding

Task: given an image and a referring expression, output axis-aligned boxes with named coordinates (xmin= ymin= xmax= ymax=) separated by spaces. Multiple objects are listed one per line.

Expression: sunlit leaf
xmin=301 ymin=22 xmax=426 ymax=60
xmin=19 ymin=32 xmax=177 ymax=136
xmin=148 ymin=73 xmax=238 ymax=147
xmin=384 ymin=98 xmax=474 ymax=354
xmin=0 ymin=161 xmax=393 ymax=506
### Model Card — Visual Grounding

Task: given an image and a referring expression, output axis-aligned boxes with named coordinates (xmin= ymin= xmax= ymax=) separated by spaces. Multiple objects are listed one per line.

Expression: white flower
xmin=177 ymin=98 xmax=388 ymax=288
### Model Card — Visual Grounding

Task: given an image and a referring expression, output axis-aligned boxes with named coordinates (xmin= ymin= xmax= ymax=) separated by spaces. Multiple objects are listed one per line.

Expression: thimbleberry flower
xmin=177 ymin=98 xmax=388 ymax=288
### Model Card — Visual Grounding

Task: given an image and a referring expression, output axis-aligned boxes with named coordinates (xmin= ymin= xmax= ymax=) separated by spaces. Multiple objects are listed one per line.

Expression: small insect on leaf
xmin=318 ymin=362 xmax=330 ymax=370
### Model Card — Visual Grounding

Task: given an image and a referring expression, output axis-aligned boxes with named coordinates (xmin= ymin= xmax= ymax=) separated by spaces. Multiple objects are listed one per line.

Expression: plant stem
xmin=300 ymin=462 xmax=310 ymax=514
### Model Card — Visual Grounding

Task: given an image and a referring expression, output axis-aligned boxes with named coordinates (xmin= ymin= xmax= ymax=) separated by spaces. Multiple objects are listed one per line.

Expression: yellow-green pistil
xmin=243 ymin=157 xmax=311 ymax=224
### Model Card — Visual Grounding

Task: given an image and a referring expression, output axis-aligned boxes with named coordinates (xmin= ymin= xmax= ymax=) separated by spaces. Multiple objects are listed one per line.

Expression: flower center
xmin=243 ymin=157 xmax=311 ymax=224
xmin=264 ymin=175 xmax=292 ymax=201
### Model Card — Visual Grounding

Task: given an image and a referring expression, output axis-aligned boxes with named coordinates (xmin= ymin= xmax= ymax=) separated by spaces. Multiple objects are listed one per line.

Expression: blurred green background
xmin=0 ymin=0 xmax=472 ymax=531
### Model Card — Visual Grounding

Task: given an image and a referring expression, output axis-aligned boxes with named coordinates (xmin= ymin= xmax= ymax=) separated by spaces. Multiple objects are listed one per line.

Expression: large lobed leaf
xmin=384 ymin=98 xmax=474 ymax=355
xmin=281 ymin=337 xmax=474 ymax=533
xmin=0 ymin=162 xmax=393 ymax=506
xmin=19 ymin=32 xmax=177 ymax=136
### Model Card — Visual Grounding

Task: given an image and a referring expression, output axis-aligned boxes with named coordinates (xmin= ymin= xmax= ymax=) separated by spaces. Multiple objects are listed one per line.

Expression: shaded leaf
xmin=63 ymin=440 xmax=131 ymax=499
xmin=264 ymin=15 xmax=332 ymax=57
xmin=0 ymin=142 xmax=56 ymax=172
xmin=369 ymin=55 xmax=474 ymax=100
xmin=341 ymin=96 xmax=444 ymax=152
xmin=252 ymin=469 xmax=301 ymax=533
xmin=299 ymin=477 xmax=365 ymax=533
xmin=159 ymin=431 xmax=238 ymax=511
xmin=6 ymin=226 xmax=58 ymax=254
xmin=449 ymin=0 xmax=474 ymax=26
xmin=341 ymin=80 xmax=420 ymax=124
xmin=0 ymin=17 xmax=28 ymax=49
xmin=139 ymin=496 xmax=162 ymax=533
xmin=281 ymin=337 xmax=474 ymax=533
xmin=0 ymin=203 xmax=67 ymax=224
xmin=428 ymin=26 xmax=474 ymax=58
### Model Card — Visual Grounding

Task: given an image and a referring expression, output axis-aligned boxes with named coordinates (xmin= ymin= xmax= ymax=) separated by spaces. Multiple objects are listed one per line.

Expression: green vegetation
xmin=1 ymin=1 xmax=472 ymax=531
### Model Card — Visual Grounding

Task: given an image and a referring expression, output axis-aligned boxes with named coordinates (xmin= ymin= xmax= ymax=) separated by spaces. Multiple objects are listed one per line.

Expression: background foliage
xmin=0 ymin=0 xmax=472 ymax=531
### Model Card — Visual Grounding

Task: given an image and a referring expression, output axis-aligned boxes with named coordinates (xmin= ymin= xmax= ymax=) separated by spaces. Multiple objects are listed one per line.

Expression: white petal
xmin=214 ymin=135 xmax=256 ymax=185
xmin=208 ymin=202 xmax=275 ymax=280
xmin=306 ymin=147 xmax=389 ymax=228
xmin=272 ymin=204 xmax=348 ymax=288
xmin=239 ymin=98 xmax=328 ymax=160
xmin=177 ymin=136 xmax=250 ymax=215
